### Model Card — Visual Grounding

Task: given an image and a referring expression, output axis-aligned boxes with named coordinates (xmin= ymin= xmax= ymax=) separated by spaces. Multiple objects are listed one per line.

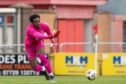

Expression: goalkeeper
xmin=25 ymin=14 xmax=60 ymax=80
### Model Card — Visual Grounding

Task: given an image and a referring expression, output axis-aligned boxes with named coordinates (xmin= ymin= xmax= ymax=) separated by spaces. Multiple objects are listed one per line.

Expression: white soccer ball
xmin=86 ymin=69 xmax=97 ymax=80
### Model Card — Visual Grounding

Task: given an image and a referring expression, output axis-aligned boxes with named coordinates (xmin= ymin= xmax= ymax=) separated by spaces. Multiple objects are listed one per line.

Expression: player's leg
xmin=26 ymin=47 xmax=45 ymax=72
xmin=37 ymin=48 xmax=55 ymax=80
xmin=29 ymin=56 xmax=45 ymax=72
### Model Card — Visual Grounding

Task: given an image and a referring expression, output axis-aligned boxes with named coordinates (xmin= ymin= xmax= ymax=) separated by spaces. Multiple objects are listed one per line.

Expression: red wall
xmin=112 ymin=16 xmax=124 ymax=52
xmin=0 ymin=0 xmax=107 ymax=6
xmin=58 ymin=20 xmax=84 ymax=52
xmin=56 ymin=6 xmax=95 ymax=19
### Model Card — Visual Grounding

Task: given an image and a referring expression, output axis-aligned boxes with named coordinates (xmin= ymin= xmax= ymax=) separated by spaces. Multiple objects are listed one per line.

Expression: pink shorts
xmin=25 ymin=44 xmax=44 ymax=60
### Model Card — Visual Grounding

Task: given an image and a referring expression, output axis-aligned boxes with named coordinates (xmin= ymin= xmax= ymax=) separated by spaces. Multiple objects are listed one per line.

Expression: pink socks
xmin=34 ymin=64 xmax=45 ymax=72
xmin=39 ymin=54 xmax=52 ymax=74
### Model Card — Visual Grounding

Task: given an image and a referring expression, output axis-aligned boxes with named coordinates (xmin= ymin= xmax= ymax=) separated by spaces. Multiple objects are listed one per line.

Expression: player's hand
xmin=50 ymin=44 xmax=57 ymax=52
xmin=54 ymin=30 xmax=60 ymax=38
xmin=52 ymin=44 xmax=57 ymax=52
xmin=48 ymin=31 xmax=60 ymax=39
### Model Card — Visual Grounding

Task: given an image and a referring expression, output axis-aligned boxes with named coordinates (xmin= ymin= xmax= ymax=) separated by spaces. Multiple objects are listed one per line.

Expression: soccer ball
xmin=86 ymin=69 xmax=97 ymax=80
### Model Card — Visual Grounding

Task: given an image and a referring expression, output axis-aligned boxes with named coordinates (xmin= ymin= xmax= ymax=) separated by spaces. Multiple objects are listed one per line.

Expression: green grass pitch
xmin=0 ymin=76 xmax=125 ymax=84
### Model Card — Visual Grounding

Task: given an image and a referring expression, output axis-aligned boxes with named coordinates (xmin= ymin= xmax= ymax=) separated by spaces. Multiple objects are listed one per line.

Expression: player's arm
xmin=49 ymin=31 xmax=60 ymax=52
xmin=28 ymin=29 xmax=52 ymax=40
xmin=44 ymin=24 xmax=60 ymax=44
xmin=44 ymin=24 xmax=60 ymax=40
xmin=44 ymin=24 xmax=60 ymax=52
xmin=44 ymin=24 xmax=55 ymax=42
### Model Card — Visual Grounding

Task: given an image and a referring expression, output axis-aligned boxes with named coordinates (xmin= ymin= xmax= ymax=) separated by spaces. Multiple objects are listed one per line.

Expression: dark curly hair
xmin=29 ymin=14 xmax=40 ymax=22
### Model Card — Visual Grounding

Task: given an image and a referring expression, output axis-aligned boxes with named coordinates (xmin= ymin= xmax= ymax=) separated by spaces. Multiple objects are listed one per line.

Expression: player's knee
xmin=32 ymin=65 xmax=37 ymax=71
xmin=38 ymin=54 xmax=48 ymax=60
xmin=37 ymin=48 xmax=45 ymax=55
xmin=33 ymin=64 xmax=40 ymax=72
xmin=32 ymin=64 xmax=44 ymax=72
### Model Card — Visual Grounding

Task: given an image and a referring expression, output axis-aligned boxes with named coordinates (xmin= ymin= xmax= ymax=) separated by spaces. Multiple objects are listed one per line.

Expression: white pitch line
xmin=0 ymin=81 xmax=57 ymax=84
xmin=0 ymin=77 xmax=126 ymax=83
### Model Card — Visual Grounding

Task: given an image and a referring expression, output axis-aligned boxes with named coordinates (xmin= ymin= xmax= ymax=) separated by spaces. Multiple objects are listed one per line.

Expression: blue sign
xmin=113 ymin=56 xmax=121 ymax=64
xmin=0 ymin=16 xmax=4 ymax=24
xmin=65 ymin=56 xmax=88 ymax=64
xmin=113 ymin=56 xmax=126 ymax=64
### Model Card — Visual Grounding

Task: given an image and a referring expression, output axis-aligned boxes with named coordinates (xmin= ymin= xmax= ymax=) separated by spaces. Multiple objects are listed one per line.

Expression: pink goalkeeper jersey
xmin=25 ymin=22 xmax=54 ymax=49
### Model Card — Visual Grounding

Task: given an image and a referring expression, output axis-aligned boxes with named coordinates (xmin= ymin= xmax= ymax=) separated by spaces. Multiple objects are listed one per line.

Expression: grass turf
xmin=0 ymin=76 xmax=125 ymax=84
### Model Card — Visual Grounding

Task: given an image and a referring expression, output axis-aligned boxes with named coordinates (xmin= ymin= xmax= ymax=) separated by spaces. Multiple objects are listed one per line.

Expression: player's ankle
xmin=48 ymin=72 xmax=54 ymax=76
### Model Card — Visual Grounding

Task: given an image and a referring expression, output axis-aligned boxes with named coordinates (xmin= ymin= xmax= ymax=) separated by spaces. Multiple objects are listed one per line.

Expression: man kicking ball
xmin=25 ymin=14 xmax=60 ymax=80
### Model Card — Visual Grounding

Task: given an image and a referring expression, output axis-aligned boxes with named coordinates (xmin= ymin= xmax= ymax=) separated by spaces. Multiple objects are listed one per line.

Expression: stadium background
xmin=0 ymin=0 xmax=126 ymax=79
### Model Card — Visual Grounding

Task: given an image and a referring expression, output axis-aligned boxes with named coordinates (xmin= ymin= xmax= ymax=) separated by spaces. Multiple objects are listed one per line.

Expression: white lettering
xmin=0 ymin=55 xmax=15 ymax=64
xmin=2 ymin=70 xmax=19 ymax=75
xmin=0 ymin=55 xmax=4 ymax=63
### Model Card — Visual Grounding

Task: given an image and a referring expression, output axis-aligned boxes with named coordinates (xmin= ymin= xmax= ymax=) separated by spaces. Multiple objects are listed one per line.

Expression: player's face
xmin=32 ymin=18 xmax=40 ymax=28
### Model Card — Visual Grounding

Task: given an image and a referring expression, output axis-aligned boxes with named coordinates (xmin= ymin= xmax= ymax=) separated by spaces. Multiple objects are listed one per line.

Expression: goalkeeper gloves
xmin=48 ymin=30 xmax=60 ymax=39
xmin=50 ymin=44 xmax=57 ymax=52
xmin=54 ymin=30 xmax=60 ymax=38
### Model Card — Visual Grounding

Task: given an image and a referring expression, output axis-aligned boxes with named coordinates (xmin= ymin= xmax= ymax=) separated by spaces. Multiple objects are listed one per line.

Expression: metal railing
xmin=0 ymin=43 xmax=52 ymax=54
xmin=0 ymin=42 xmax=126 ymax=53
xmin=59 ymin=42 xmax=126 ymax=53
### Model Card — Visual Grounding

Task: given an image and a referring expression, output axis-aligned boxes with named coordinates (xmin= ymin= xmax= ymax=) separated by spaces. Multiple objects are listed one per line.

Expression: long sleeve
xmin=27 ymin=29 xmax=50 ymax=40
xmin=44 ymin=24 xmax=56 ymax=44
xmin=50 ymin=38 xmax=56 ymax=44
